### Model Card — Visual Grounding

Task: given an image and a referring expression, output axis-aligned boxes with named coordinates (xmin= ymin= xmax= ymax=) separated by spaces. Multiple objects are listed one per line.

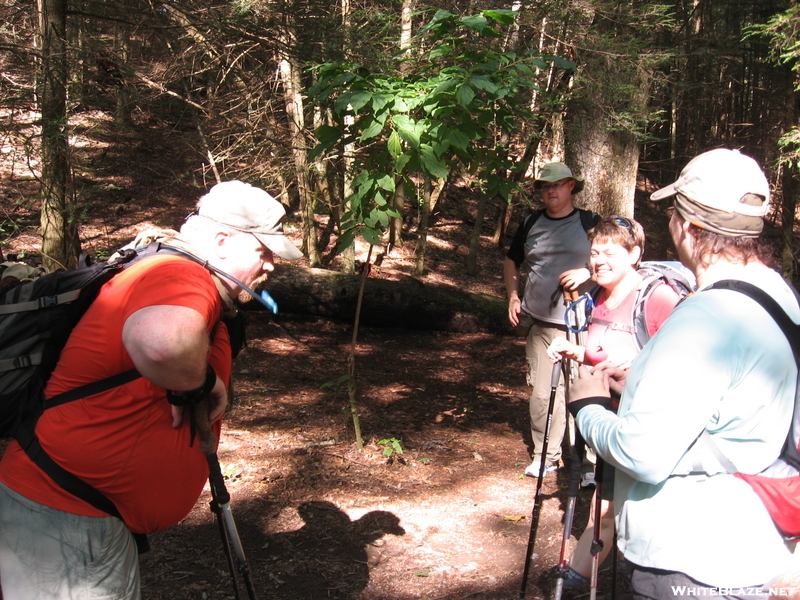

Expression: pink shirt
xmin=584 ymin=282 xmax=681 ymax=366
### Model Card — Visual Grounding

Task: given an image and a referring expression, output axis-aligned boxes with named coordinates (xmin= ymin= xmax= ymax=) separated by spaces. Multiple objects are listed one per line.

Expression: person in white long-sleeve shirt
xmin=568 ymin=148 xmax=798 ymax=599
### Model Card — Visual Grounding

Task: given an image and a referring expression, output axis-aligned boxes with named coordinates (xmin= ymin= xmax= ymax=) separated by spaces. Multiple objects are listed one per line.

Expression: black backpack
xmin=699 ymin=280 xmax=800 ymax=540
xmin=519 ymin=207 xmax=599 ymax=239
xmin=1 ymin=243 xmax=243 ymax=552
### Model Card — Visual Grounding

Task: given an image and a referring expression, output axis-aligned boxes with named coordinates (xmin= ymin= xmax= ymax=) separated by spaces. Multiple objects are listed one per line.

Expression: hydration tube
xmin=202 ymin=262 xmax=279 ymax=315
xmin=151 ymin=244 xmax=280 ymax=314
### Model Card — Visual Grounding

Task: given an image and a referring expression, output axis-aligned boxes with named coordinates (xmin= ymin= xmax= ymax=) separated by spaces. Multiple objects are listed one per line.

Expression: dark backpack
xmin=1 ymin=243 xmax=245 ymax=552
xmin=519 ymin=207 xmax=599 ymax=239
xmin=566 ymin=261 xmax=695 ymax=350
xmin=507 ymin=208 xmax=601 ymax=270
xmin=0 ymin=249 xmax=147 ymax=438
xmin=700 ymin=279 xmax=800 ymax=541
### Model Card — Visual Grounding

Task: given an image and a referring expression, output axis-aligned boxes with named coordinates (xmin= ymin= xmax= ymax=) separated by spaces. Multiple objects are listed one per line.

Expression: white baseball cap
xmin=196 ymin=181 xmax=303 ymax=260
xmin=650 ymin=149 xmax=770 ymax=237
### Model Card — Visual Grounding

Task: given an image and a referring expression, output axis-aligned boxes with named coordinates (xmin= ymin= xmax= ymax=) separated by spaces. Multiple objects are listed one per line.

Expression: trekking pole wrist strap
xmin=167 ymin=365 xmax=216 ymax=406
xmin=568 ymin=396 xmax=612 ymax=417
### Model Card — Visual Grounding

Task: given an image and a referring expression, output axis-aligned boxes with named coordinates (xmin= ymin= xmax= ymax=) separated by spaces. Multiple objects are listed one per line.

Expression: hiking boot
xmin=524 ymin=460 xmax=558 ymax=477
xmin=548 ymin=567 xmax=589 ymax=600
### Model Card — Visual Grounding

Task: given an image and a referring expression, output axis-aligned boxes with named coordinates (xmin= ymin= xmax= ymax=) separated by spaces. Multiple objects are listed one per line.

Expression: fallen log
xmin=258 ymin=266 xmax=512 ymax=335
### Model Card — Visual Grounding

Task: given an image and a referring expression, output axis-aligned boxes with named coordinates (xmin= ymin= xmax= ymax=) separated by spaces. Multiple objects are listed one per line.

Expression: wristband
xmin=568 ymin=395 xmax=612 ymax=418
xmin=167 ymin=365 xmax=217 ymax=406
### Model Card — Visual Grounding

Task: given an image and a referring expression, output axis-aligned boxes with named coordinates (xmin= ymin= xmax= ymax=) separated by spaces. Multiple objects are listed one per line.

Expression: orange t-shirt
xmin=0 ymin=255 xmax=232 ymax=534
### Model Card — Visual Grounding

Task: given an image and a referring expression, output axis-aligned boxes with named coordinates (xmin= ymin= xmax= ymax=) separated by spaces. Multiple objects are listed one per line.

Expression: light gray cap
xmin=196 ymin=181 xmax=303 ymax=260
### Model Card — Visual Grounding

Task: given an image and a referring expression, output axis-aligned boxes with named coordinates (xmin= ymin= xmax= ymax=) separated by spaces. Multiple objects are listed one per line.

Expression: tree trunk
xmin=414 ymin=176 xmax=445 ymax=276
xmin=113 ymin=24 xmax=132 ymax=127
xmin=278 ymin=27 xmax=320 ymax=266
xmin=261 ymin=266 xmax=510 ymax=335
xmin=565 ymin=103 xmax=640 ymax=217
xmin=389 ymin=180 xmax=406 ymax=247
xmin=564 ymin=3 xmax=651 ymax=218
xmin=781 ymin=62 xmax=798 ymax=282
xmin=340 ymin=0 xmax=355 ymax=274
xmin=37 ymin=0 xmax=80 ymax=271
xmin=467 ymin=193 xmax=489 ymax=276
xmin=388 ymin=0 xmax=415 ymax=247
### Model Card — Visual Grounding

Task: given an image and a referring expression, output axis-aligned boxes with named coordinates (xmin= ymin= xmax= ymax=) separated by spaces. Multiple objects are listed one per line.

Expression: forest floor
xmin=0 ymin=108 xmax=683 ymax=600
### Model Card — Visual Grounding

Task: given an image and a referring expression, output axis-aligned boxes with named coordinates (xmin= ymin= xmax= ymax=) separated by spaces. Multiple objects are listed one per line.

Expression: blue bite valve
xmin=260 ymin=290 xmax=278 ymax=314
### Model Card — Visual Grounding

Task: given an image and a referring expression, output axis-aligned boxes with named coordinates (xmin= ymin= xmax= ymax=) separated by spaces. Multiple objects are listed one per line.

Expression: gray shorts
xmin=630 ymin=564 xmax=768 ymax=600
xmin=0 ymin=482 xmax=140 ymax=600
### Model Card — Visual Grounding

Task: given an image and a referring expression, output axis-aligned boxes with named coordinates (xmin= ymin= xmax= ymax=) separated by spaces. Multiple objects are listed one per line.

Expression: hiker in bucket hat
xmin=568 ymin=149 xmax=797 ymax=599
xmin=504 ymin=162 xmax=600 ymax=478
xmin=533 ymin=161 xmax=586 ymax=194
xmin=0 ymin=180 xmax=302 ymax=599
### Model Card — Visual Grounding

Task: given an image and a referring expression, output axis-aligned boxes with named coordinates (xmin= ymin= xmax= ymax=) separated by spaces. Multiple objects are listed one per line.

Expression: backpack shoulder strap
xmin=520 ymin=209 xmax=546 ymax=239
xmin=519 ymin=207 xmax=597 ymax=238
xmin=631 ymin=276 xmax=669 ymax=350
xmin=578 ymin=209 xmax=601 ymax=232
xmin=691 ymin=279 xmax=800 ymax=475
xmin=707 ymin=280 xmax=800 ymax=359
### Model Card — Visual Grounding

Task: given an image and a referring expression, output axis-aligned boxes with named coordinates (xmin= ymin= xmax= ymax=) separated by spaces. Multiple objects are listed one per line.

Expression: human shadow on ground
xmin=258 ymin=500 xmax=405 ymax=600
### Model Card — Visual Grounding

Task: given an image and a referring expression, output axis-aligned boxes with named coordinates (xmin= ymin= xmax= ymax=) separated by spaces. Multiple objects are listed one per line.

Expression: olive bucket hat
xmin=533 ymin=162 xmax=584 ymax=193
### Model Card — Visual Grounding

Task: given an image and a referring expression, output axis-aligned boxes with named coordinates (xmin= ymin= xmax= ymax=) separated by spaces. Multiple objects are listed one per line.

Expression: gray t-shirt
xmin=521 ymin=211 xmax=591 ymax=324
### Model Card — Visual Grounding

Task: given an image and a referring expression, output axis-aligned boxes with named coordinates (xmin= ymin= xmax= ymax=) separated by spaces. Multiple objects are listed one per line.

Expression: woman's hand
xmin=592 ymin=361 xmax=628 ymax=396
xmin=507 ymin=297 xmax=522 ymax=327
xmin=569 ymin=365 xmax=611 ymax=403
xmin=547 ymin=336 xmax=574 ymax=363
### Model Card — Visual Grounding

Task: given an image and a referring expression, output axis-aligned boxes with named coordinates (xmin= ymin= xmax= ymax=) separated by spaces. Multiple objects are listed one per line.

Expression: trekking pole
xmin=207 ymin=453 xmax=259 ymax=600
xmin=589 ymin=457 xmax=605 ymax=600
xmin=550 ymin=288 xmax=584 ymax=600
xmin=520 ymin=361 xmax=562 ymax=599
xmin=611 ymin=531 xmax=618 ymax=600
xmin=552 ymin=428 xmax=585 ymax=600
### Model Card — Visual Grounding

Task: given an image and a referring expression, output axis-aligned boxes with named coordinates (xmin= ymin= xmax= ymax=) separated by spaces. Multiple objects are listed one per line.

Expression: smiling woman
xmin=544 ymin=214 xmax=682 ymax=591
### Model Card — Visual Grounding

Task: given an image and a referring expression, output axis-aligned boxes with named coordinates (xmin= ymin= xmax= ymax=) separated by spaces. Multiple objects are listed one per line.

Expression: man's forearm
xmin=503 ymin=258 xmax=521 ymax=300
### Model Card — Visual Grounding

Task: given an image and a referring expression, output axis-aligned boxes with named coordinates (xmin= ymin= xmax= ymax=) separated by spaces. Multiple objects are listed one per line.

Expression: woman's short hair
xmin=588 ymin=216 xmax=646 ymax=258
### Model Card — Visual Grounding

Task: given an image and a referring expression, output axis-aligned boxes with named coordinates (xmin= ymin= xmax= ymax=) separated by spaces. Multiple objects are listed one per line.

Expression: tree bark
xmin=414 ymin=176 xmax=446 ymax=276
xmin=389 ymin=0 xmax=415 ymax=246
xmin=260 ymin=267 xmax=510 ymax=335
xmin=467 ymin=192 xmax=489 ymax=276
xmin=278 ymin=26 xmax=319 ymax=266
xmin=37 ymin=0 xmax=80 ymax=271
xmin=564 ymin=3 xmax=651 ymax=218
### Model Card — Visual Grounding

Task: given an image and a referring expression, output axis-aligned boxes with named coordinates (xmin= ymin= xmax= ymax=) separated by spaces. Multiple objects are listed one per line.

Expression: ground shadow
xmin=256 ymin=501 xmax=405 ymax=600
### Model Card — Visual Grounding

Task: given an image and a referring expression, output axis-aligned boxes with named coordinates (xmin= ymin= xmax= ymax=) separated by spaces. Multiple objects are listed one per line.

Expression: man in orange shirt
xmin=0 ymin=180 xmax=302 ymax=599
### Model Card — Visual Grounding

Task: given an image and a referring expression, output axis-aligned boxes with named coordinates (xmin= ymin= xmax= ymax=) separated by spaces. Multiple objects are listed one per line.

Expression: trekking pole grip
xmin=207 ymin=452 xmax=231 ymax=506
xmin=551 ymin=360 xmax=562 ymax=388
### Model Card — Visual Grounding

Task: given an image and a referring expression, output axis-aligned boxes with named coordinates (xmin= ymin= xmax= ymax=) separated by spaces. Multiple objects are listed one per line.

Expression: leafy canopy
xmin=308 ymin=8 xmax=575 ymax=252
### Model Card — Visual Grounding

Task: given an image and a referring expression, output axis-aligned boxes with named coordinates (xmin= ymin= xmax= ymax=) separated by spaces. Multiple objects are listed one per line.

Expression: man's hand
xmin=508 ymin=296 xmax=522 ymax=327
xmin=559 ymin=267 xmax=592 ymax=292
xmin=171 ymin=375 xmax=228 ymax=428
